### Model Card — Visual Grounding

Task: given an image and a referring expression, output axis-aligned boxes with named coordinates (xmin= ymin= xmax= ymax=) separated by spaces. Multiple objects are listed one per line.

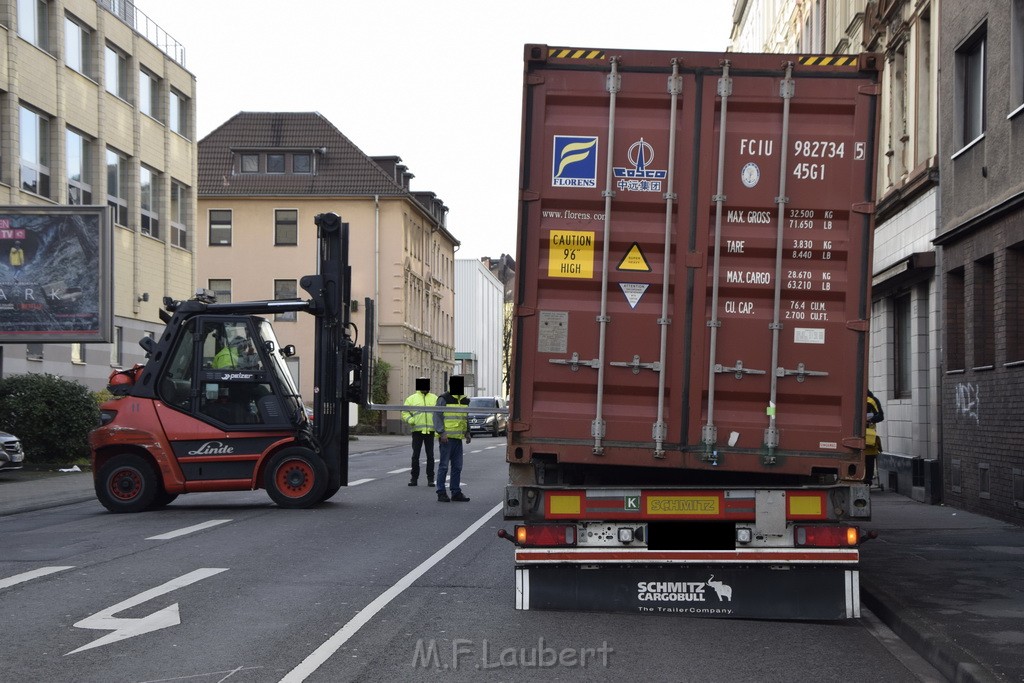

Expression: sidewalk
xmin=2 ymin=445 xmax=1021 ymax=682
xmin=859 ymin=491 xmax=1024 ymax=683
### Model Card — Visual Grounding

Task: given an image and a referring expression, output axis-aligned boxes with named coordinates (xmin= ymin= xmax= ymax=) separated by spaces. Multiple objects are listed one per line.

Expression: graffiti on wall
xmin=954 ymin=382 xmax=980 ymax=424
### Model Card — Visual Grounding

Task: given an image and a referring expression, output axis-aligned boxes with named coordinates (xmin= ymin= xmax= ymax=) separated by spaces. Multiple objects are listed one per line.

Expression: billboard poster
xmin=0 ymin=206 xmax=112 ymax=342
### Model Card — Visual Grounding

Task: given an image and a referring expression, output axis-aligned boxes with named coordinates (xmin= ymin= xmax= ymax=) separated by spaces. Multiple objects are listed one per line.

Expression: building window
xmin=110 ymin=325 xmax=123 ymax=367
xmin=65 ymin=15 xmax=92 ymax=76
xmin=956 ymin=28 xmax=986 ymax=147
xmin=241 ymin=154 xmax=259 ymax=173
xmin=140 ymin=166 xmax=160 ymax=239
xmin=979 ymin=463 xmax=991 ymax=500
xmin=915 ymin=8 xmax=934 ymax=165
xmin=169 ymin=89 xmax=188 ymax=137
xmin=946 ymin=267 xmax=966 ymax=371
xmin=1013 ymin=1 xmax=1024 ymax=112
xmin=18 ymin=0 xmax=49 ymax=51
xmin=973 ymin=256 xmax=994 ymax=368
xmin=293 ymin=153 xmax=312 ymax=173
xmin=67 ymin=129 xmax=93 ymax=205
xmin=894 ymin=293 xmax=912 ymax=398
xmin=105 ymin=44 xmax=128 ymax=98
xmin=1014 ymin=468 xmax=1024 ymax=510
xmin=274 ymin=279 xmax=298 ymax=321
xmin=1009 ymin=244 xmax=1024 ymax=363
xmin=209 ymin=279 xmax=232 ymax=303
xmin=26 ymin=343 xmax=43 ymax=360
xmin=106 ymin=148 xmax=128 ymax=227
xmin=71 ymin=343 xmax=85 ymax=364
xmin=275 ymin=209 xmax=298 ymax=245
xmin=139 ymin=68 xmax=160 ymax=119
xmin=170 ymin=181 xmax=187 ymax=249
xmin=209 ymin=209 xmax=232 ymax=245
xmin=267 ymin=154 xmax=285 ymax=174
xmin=20 ymin=106 xmax=51 ymax=198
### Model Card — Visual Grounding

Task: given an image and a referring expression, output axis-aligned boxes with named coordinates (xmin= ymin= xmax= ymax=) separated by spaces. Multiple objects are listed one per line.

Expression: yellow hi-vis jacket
xmin=402 ymin=391 xmax=437 ymax=434
xmin=433 ymin=393 xmax=469 ymax=439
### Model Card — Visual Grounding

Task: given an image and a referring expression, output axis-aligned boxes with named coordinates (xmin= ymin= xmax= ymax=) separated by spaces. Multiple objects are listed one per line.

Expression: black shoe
xmin=437 ymin=491 xmax=450 ymax=502
xmin=427 ymin=479 xmax=435 ymax=487
xmin=451 ymin=492 xmax=470 ymax=502
xmin=408 ymin=480 xmax=417 ymax=486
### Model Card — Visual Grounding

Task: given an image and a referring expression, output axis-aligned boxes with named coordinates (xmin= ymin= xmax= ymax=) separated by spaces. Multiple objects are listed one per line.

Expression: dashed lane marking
xmin=146 ymin=519 xmax=232 ymax=540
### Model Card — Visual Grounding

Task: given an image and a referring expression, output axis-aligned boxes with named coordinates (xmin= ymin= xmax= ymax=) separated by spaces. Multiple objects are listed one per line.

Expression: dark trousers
xmin=411 ymin=431 xmax=435 ymax=482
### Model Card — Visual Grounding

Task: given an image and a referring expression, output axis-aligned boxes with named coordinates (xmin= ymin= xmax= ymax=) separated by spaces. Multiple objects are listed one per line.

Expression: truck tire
xmin=96 ymin=454 xmax=160 ymax=513
xmin=265 ymin=447 xmax=328 ymax=508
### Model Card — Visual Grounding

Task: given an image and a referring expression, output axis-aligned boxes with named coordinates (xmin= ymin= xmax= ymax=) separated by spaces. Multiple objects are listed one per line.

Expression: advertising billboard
xmin=0 ymin=206 xmax=112 ymax=342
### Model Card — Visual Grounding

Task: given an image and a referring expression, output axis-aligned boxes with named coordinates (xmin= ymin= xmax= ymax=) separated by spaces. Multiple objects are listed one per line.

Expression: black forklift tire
xmin=265 ymin=448 xmax=328 ymax=508
xmin=319 ymin=484 xmax=342 ymax=503
xmin=96 ymin=454 xmax=160 ymax=513
xmin=151 ymin=490 xmax=179 ymax=508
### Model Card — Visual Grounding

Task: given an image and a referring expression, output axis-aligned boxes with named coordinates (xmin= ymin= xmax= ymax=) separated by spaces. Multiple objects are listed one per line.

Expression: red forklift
xmin=89 ymin=213 xmax=369 ymax=512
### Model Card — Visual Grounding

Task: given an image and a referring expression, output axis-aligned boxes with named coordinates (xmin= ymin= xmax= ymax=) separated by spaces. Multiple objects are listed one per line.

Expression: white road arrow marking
xmin=67 ymin=567 xmax=228 ymax=655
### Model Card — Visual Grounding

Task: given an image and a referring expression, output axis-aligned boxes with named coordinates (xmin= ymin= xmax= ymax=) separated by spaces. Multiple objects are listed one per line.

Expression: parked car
xmin=467 ymin=397 xmax=507 ymax=437
xmin=0 ymin=430 xmax=25 ymax=471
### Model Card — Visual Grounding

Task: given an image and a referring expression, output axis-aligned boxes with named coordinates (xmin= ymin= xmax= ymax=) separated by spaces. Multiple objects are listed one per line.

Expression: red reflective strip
xmin=515 ymin=548 xmax=859 ymax=563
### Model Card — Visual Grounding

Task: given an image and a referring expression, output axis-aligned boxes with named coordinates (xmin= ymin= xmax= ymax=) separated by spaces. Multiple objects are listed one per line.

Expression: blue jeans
xmin=436 ymin=437 xmax=464 ymax=495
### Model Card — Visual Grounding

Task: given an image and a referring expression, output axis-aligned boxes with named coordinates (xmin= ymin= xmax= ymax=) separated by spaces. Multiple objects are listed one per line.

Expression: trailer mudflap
xmin=516 ymin=563 xmax=860 ymax=620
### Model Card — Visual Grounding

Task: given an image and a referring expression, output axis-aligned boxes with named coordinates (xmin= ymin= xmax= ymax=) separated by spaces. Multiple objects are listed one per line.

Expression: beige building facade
xmin=196 ymin=113 xmax=458 ymax=430
xmin=0 ymin=0 xmax=197 ymax=389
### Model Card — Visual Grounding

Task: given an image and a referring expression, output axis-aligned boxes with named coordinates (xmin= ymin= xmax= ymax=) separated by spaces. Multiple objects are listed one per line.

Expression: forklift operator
xmin=213 ymin=336 xmax=257 ymax=369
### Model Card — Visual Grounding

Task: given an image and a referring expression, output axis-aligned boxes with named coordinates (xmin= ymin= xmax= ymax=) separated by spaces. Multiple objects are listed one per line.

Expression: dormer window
xmin=234 ymin=150 xmax=319 ymax=175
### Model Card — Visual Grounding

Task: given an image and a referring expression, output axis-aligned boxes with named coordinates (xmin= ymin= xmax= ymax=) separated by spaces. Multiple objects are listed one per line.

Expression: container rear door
xmin=513 ymin=46 xmax=879 ymax=478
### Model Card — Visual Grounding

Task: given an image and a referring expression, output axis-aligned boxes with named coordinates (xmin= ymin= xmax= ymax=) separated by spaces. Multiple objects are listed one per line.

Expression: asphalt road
xmin=1 ymin=438 xmax=942 ymax=682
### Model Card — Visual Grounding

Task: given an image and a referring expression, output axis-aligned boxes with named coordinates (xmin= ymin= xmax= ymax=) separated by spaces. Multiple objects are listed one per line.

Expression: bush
xmin=0 ymin=373 xmax=99 ymax=465
xmin=356 ymin=360 xmax=390 ymax=434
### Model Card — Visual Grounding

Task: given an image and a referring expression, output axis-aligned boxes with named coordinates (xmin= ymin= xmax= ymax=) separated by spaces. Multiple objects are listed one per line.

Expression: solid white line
xmin=280 ymin=502 xmax=503 ymax=683
xmin=0 ymin=566 xmax=74 ymax=590
xmin=146 ymin=519 xmax=232 ymax=540
xmin=348 ymin=478 xmax=374 ymax=486
xmin=387 ymin=467 xmax=412 ymax=474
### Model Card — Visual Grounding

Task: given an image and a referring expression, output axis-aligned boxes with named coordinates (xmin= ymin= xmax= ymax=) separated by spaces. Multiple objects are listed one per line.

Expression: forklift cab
xmin=157 ymin=314 xmax=305 ymax=430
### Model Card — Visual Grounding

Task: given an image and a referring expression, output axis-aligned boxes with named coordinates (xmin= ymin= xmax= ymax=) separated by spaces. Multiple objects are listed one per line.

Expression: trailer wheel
xmin=96 ymin=454 xmax=159 ymax=513
xmin=265 ymin=448 xmax=328 ymax=508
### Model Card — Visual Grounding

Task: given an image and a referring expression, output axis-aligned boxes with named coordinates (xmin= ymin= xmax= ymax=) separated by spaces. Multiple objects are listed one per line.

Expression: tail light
xmin=514 ymin=524 xmax=576 ymax=547
xmin=794 ymin=525 xmax=859 ymax=547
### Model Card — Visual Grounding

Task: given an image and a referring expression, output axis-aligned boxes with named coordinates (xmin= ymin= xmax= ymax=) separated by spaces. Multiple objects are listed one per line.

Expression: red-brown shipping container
xmin=510 ymin=46 xmax=881 ymax=483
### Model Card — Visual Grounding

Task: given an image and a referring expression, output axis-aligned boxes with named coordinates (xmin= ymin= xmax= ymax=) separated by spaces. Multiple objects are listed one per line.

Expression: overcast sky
xmin=135 ymin=1 xmax=735 ymax=259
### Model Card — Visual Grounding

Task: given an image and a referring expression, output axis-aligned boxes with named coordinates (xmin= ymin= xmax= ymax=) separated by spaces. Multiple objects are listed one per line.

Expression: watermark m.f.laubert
xmin=412 ymin=637 xmax=614 ymax=670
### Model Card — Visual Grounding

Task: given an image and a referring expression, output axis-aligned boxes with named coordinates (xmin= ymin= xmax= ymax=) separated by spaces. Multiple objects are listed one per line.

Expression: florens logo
xmin=553 ymin=136 xmax=599 ymax=188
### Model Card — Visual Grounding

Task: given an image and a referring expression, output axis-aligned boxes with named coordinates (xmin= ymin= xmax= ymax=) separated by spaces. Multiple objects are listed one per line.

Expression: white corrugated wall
xmin=454 ymin=259 xmax=504 ymax=397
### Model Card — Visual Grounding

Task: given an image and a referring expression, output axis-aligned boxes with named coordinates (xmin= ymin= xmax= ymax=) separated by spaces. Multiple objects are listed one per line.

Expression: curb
xmin=860 ymin=580 xmax=1000 ymax=683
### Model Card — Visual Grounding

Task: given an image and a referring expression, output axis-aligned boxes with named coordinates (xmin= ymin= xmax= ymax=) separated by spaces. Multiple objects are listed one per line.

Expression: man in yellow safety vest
xmin=402 ymin=377 xmax=437 ymax=487
xmin=433 ymin=376 xmax=471 ymax=502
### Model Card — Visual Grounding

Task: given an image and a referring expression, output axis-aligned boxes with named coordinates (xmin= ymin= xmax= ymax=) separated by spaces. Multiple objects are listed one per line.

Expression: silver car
xmin=0 ymin=430 xmax=25 ymax=471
